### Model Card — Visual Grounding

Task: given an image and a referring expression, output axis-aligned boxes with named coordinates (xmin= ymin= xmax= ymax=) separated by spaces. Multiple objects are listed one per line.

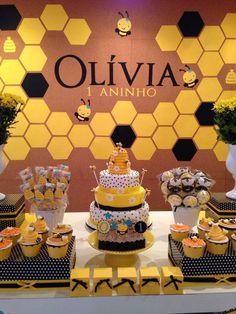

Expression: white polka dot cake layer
xmin=99 ymin=170 xmax=140 ymax=189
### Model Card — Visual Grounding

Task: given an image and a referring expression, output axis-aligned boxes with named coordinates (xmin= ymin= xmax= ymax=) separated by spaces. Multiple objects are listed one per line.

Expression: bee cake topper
xmin=179 ymin=64 xmax=199 ymax=88
xmin=74 ymin=98 xmax=91 ymax=121
xmin=115 ymin=11 xmax=132 ymax=37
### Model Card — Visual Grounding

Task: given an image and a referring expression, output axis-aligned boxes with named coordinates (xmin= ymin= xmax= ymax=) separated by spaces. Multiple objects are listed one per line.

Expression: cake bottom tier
xmin=98 ymin=239 xmax=145 ymax=251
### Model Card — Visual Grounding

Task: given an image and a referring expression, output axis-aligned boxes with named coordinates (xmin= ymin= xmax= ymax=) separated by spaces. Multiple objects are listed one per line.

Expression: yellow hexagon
xmin=153 ymin=102 xmax=178 ymax=125
xmin=64 ymin=19 xmax=91 ymax=45
xmin=198 ymin=52 xmax=224 ymax=76
xmin=221 ymin=13 xmax=236 ymax=38
xmin=199 ymin=26 xmax=225 ymax=50
xmin=218 ymin=90 xmax=236 ymax=101
xmin=213 ymin=141 xmax=228 ymax=161
xmin=25 ymin=125 xmax=51 ymax=148
xmin=2 ymin=86 xmax=28 ymax=103
xmin=175 ymin=91 xmax=200 ymax=114
xmin=18 ymin=18 xmax=46 ymax=44
xmin=90 ymin=113 xmax=115 ymax=136
xmin=111 ymin=101 xmax=137 ymax=124
xmin=177 ymin=38 xmax=203 ymax=63
xmin=47 ymin=137 xmax=73 ymax=160
xmin=197 ymin=78 xmax=222 ymax=101
xmin=40 ymin=4 xmax=68 ymax=31
xmin=4 ymin=137 xmax=30 ymax=160
xmin=174 ymin=115 xmax=199 ymax=137
xmin=220 ymin=39 xmax=236 ymax=63
xmin=132 ymin=114 xmax=157 ymax=136
xmin=152 ymin=127 xmax=177 ymax=149
xmin=68 ymin=125 xmax=94 ymax=148
xmin=46 ymin=112 xmax=72 ymax=135
xmin=23 ymin=99 xmax=50 ymax=123
xmin=131 ymin=138 xmax=156 ymax=160
xmin=155 ymin=25 xmax=182 ymax=51
xmin=0 ymin=79 xmax=4 ymax=93
xmin=11 ymin=112 xmax=29 ymax=136
xmin=194 ymin=127 xmax=217 ymax=149
xmin=19 ymin=46 xmax=47 ymax=72
xmin=89 ymin=137 xmax=114 ymax=159
xmin=0 ymin=60 xmax=25 ymax=84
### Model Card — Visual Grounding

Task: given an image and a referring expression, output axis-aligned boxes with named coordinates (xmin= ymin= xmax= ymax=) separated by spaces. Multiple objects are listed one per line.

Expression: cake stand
xmin=88 ymin=231 xmax=154 ymax=267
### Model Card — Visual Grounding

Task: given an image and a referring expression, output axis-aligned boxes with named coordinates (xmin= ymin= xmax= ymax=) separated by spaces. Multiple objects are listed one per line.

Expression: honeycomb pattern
xmin=153 ymin=102 xmax=178 ymax=125
xmin=0 ymin=60 xmax=25 ymax=84
xmin=194 ymin=127 xmax=217 ymax=149
xmin=111 ymin=126 xmax=136 ymax=148
xmin=178 ymin=11 xmax=204 ymax=37
xmin=220 ymin=39 xmax=236 ymax=63
xmin=221 ymin=13 xmax=236 ymax=38
xmin=197 ymin=52 xmax=224 ymax=76
xmin=40 ymin=4 xmax=68 ymax=31
xmin=132 ymin=114 xmax=157 ymax=136
xmin=90 ymin=113 xmax=115 ymax=136
xmin=90 ymin=137 xmax=114 ymax=160
xmin=22 ymin=73 xmax=49 ymax=97
xmin=195 ymin=102 xmax=215 ymax=126
xmin=172 ymin=139 xmax=197 ymax=161
xmin=19 ymin=46 xmax=47 ymax=72
xmin=0 ymin=5 xmax=21 ymax=30
xmin=46 ymin=112 xmax=72 ymax=136
xmin=174 ymin=91 xmax=200 ymax=114
xmin=177 ymin=38 xmax=203 ymax=63
xmin=174 ymin=115 xmax=199 ymax=137
xmin=199 ymin=26 xmax=225 ymax=50
xmin=153 ymin=127 xmax=177 ymax=149
xmin=47 ymin=137 xmax=73 ymax=160
xmin=4 ymin=138 xmax=30 ymax=160
xmin=197 ymin=78 xmax=222 ymax=101
xmin=131 ymin=138 xmax=156 ymax=160
xmin=213 ymin=141 xmax=228 ymax=161
xmin=25 ymin=125 xmax=51 ymax=148
xmin=23 ymin=99 xmax=50 ymax=123
xmin=68 ymin=125 xmax=94 ymax=148
xmin=111 ymin=101 xmax=137 ymax=124
xmin=64 ymin=19 xmax=91 ymax=45
xmin=155 ymin=25 xmax=182 ymax=51
xmin=18 ymin=18 xmax=46 ymax=44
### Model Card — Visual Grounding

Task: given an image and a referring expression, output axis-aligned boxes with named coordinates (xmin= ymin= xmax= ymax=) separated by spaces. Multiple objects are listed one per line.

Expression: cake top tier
xmin=107 ymin=143 xmax=131 ymax=175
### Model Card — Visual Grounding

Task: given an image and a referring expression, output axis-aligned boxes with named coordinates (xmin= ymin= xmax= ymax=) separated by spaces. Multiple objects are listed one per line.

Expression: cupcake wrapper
xmin=171 ymin=230 xmax=189 ymax=242
xmin=20 ymin=242 xmax=42 ymax=257
xmin=47 ymin=243 xmax=68 ymax=259
xmin=206 ymin=239 xmax=228 ymax=255
xmin=183 ymin=244 xmax=205 ymax=259
xmin=0 ymin=246 xmax=12 ymax=261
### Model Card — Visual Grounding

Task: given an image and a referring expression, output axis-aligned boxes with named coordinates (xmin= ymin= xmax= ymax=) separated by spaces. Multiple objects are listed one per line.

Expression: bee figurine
xmin=74 ymin=98 xmax=91 ymax=121
xmin=115 ymin=11 xmax=131 ymax=37
xmin=179 ymin=64 xmax=199 ymax=88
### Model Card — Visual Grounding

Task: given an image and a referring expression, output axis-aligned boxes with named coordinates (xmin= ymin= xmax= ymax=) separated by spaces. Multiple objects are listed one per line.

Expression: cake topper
xmin=115 ymin=11 xmax=132 ymax=37
xmin=89 ymin=165 xmax=99 ymax=185
xmin=140 ymin=169 xmax=147 ymax=185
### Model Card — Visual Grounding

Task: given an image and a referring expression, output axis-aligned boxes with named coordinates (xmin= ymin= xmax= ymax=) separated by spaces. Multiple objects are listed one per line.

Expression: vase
xmin=0 ymin=145 xmax=6 ymax=201
xmin=171 ymin=205 xmax=201 ymax=228
xmin=226 ymin=144 xmax=236 ymax=200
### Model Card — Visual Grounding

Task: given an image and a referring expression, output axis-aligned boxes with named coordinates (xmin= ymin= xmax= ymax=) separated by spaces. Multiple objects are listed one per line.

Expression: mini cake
xmin=197 ymin=217 xmax=213 ymax=239
xmin=205 ymin=224 xmax=229 ymax=255
xmin=52 ymin=223 xmax=73 ymax=240
xmin=0 ymin=227 xmax=21 ymax=246
xmin=46 ymin=234 xmax=69 ymax=259
xmin=33 ymin=216 xmax=49 ymax=243
xmin=182 ymin=236 xmax=206 ymax=259
xmin=170 ymin=223 xmax=190 ymax=242
xmin=18 ymin=226 xmax=42 ymax=257
xmin=231 ymin=233 xmax=236 ymax=252
xmin=0 ymin=237 xmax=12 ymax=261
xmin=218 ymin=218 xmax=236 ymax=238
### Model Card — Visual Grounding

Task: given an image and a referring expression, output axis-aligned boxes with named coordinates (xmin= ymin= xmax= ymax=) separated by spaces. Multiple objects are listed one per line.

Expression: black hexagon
xmin=111 ymin=125 xmax=136 ymax=148
xmin=22 ymin=73 xmax=49 ymax=97
xmin=178 ymin=11 xmax=204 ymax=37
xmin=195 ymin=102 xmax=215 ymax=126
xmin=172 ymin=139 xmax=197 ymax=161
xmin=0 ymin=5 xmax=21 ymax=30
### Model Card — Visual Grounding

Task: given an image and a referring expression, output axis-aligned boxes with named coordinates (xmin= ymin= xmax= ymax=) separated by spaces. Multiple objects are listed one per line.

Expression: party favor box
xmin=0 ymin=194 xmax=25 ymax=231
xmin=70 ymin=268 xmax=90 ymax=297
xmin=115 ymin=267 xmax=137 ymax=296
xmin=161 ymin=266 xmax=183 ymax=295
xmin=139 ymin=266 xmax=160 ymax=295
xmin=0 ymin=236 xmax=76 ymax=290
xmin=93 ymin=268 xmax=113 ymax=296
xmin=206 ymin=193 xmax=236 ymax=221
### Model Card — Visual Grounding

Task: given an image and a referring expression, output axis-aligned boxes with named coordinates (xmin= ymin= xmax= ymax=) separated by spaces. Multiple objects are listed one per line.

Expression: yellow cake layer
xmin=98 ymin=185 xmax=140 ymax=194
xmin=95 ymin=186 xmax=145 ymax=207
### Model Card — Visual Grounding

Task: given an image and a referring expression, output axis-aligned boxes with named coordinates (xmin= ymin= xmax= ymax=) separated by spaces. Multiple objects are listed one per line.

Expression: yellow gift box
xmin=114 ymin=267 xmax=137 ymax=296
xmin=93 ymin=268 xmax=113 ymax=296
xmin=161 ymin=266 xmax=183 ymax=295
xmin=70 ymin=268 xmax=90 ymax=297
xmin=139 ymin=266 xmax=160 ymax=295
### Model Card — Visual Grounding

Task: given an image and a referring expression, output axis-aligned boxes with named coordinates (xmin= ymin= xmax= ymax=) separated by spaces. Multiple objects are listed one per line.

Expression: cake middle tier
xmin=94 ymin=185 xmax=146 ymax=208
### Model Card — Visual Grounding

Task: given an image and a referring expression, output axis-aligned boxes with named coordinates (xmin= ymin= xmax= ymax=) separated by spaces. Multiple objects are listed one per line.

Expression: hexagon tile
xmin=153 ymin=127 xmax=177 ymax=149
xmin=40 ymin=4 xmax=68 ymax=31
xmin=111 ymin=101 xmax=137 ymax=124
xmin=90 ymin=137 xmax=114 ymax=159
xmin=0 ymin=60 xmax=25 ymax=85
xmin=4 ymin=137 xmax=30 ymax=160
xmin=131 ymin=138 xmax=156 ymax=160
xmin=23 ymin=99 xmax=50 ymax=123
xmin=111 ymin=125 xmax=136 ymax=148
xmin=199 ymin=26 xmax=225 ymax=51
xmin=47 ymin=137 xmax=73 ymax=160
xmin=221 ymin=13 xmax=236 ymax=38
xmin=153 ymin=102 xmax=178 ymax=125
xmin=198 ymin=52 xmax=224 ymax=76
xmin=19 ymin=46 xmax=47 ymax=72
xmin=213 ymin=141 xmax=228 ymax=161
xmin=174 ymin=115 xmax=199 ymax=138
xmin=178 ymin=11 xmax=204 ymax=37
xmin=195 ymin=102 xmax=215 ymax=126
xmin=64 ymin=19 xmax=91 ymax=45
xmin=177 ymin=38 xmax=203 ymax=64
xmin=90 ymin=113 xmax=115 ymax=136
xmin=0 ymin=4 xmax=21 ymax=30
xmin=197 ymin=78 xmax=222 ymax=102
xmin=194 ymin=127 xmax=217 ymax=149
xmin=155 ymin=25 xmax=182 ymax=51
xmin=22 ymin=73 xmax=49 ymax=97
xmin=25 ymin=125 xmax=51 ymax=148
xmin=175 ymin=91 xmax=200 ymax=114
xmin=18 ymin=18 xmax=46 ymax=44
xmin=132 ymin=114 xmax=157 ymax=136
xmin=46 ymin=112 xmax=72 ymax=136
xmin=220 ymin=39 xmax=236 ymax=63
xmin=172 ymin=139 xmax=197 ymax=161
xmin=68 ymin=125 xmax=94 ymax=148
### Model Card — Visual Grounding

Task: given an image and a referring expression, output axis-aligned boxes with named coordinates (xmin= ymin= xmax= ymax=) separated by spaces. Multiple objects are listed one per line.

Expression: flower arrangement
xmin=213 ymin=96 xmax=236 ymax=144
xmin=0 ymin=93 xmax=25 ymax=145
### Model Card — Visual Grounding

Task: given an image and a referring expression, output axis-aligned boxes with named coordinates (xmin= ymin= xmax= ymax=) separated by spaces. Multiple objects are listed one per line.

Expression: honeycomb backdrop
xmin=0 ymin=0 xmax=235 ymax=211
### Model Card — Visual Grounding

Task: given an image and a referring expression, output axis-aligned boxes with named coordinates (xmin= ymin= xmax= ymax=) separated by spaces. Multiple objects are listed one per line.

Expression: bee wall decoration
xmin=74 ymin=98 xmax=91 ymax=121
xmin=115 ymin=11 xmax=132 ymax=37
xmin=179 ymin=64 xmax=199 ymax=88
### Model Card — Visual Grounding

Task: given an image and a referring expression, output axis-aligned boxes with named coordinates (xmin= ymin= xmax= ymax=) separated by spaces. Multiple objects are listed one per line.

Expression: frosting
xmin=20 ymin=226 xmax=42 ymax=245
xmin=231 ymin=233 xmax=236 ymax=240
xmin=52 ymin=224 xmax=72 ymax=234
xmin=0 ymin=227 xmax=21 ymax=237
xmin=170 ymin=223 xmax=190 ymax=233
xmin=99 ymin=170 xmax=139 ymax=189
xmin=0 ymin=237 xmax=12 ymax=250
xmin=219 ymin=218 xmax=236 ymax=229
xmin=182 ymin=236 xmax=206 ymax=247
xmin=46 ymin=234 xmax=68 ymax=247
xmin=206 ymin=224 xmax=228 ymax=242
xmin=198 ymin=217 xmax=213 ymax=231
xmin=33 ymin=216 xmax=48 ymax=233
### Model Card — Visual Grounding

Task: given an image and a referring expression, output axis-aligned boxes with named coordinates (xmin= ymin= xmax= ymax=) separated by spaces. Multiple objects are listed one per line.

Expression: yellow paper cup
xmin=20 ymin=241 xmax=42 ymax=258
xmin=47 ymin=243 xmax=68 ymax=259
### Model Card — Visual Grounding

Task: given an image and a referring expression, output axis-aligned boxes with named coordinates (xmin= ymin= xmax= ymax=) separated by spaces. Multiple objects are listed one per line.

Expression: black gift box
xmin=206 ymin=193 xmax=236 ymax=221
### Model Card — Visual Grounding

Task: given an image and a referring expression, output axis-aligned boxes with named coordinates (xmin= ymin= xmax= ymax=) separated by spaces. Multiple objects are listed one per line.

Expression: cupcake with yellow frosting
xmin=170 ymin=223 xmax=190 ymax=242
xmin=182 ymin=236 xmax=206 ymax=259
xmin=52 ymin=223 xmax=73 ymax=240
xmin=18 ymin=226 xmax=42 ymax=257
xmin=0 ymin=237 xmax=13 ymax=261
xmin=33 ymin=216 xmax=49 ymax=243
xmin=46 ymin=234 xmax=69 ymax=259
xmin=231 ymin=233 xmax=236 ymax=252
xmin=205 ymin=224 xmax=228 ymax=255
xmin=0 ymin=227 xmax=21 ymax=246
xmin=197 ymin=217 xmax=213 ymax=240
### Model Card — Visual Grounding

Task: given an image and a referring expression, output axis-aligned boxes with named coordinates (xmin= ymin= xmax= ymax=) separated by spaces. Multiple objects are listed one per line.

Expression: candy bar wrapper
xmin=19 ymin=167 xmax=32 ymax=179
xmin=44 ymin=183 xmax=55 ymax=201
xmin=52 ymin=168 xmax=62 ymax=180
xmin=59 ymin=164 xmax=69 ymax=171
xmin=34 ymin=167 xmax=45 ymax=180
xmin=20 ymin=183 xmax=34 ymax=201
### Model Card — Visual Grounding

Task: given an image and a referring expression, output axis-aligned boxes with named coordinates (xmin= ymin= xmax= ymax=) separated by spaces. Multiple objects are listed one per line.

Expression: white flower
xmin=105 ymin=194 xmax=114 ymax=202
xmin=129 ymin=196 xmax=136 ymax=204
xmin=114 ymin=165 xmax=120 ymax=172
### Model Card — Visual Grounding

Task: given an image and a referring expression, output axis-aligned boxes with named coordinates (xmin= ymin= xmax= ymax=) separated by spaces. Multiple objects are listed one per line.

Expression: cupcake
xmin=218 ymin=218 xmax=236 ymax=238
xmin=205 ymin=224 xmax=229 ymax=255
xmin=197 ymin=217 xmax=213 ymax=239
xmin=46 ymin=234 xmax=69 ymax=259
xmin=52 ymin=223 xmax=73 ymax=240
xmin=170 ymin=223 xmax=190 ymax=242
xmin=33 ymin=216 xmax=49 ymax=243
xmin=0 ymin=237 xmax=12 ymax=261
xmin=231 ymin=233 xmax=236 ymax=252
xmin=0 ymin=227 xmax=21 ymax=246
xmin=182 ymin=236 xmax=206 ymax=259
xmin=18 ymin=226 xmax=42 ymax=257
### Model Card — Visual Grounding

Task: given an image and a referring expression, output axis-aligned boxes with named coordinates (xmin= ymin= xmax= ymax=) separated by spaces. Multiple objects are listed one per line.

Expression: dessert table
xmin=0 ymin=211 xmax=236 ymax=314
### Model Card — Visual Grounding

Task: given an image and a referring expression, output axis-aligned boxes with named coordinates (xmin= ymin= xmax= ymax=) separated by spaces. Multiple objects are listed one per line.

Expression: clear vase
xmin=0 ymin=145 xmax=6 ymax=201
xmin=171 ymin=205 xmax=200 ymax=228
xmin=226 ymin=144 xmax=236 ymax=200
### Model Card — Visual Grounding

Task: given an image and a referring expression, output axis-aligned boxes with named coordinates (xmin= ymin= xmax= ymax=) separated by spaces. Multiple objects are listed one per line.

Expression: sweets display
xmin=18 ymin=226 xmax=42 ymax=257
xmin=46 ymin=234 xmax=69 ymax=259
xmin=205 ymin=224 xmax=229 ymax=255
xmin=89 ymin=143 xmax=151 ymax=251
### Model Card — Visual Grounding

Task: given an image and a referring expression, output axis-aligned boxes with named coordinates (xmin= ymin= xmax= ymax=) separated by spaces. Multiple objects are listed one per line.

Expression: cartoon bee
xmin=115 ymin=11 xmax=131 ymax=37
xmin=179 ymin=64 xmax=199 ymax=88
xmin=74 ymin=98 xmax=91 ymax=121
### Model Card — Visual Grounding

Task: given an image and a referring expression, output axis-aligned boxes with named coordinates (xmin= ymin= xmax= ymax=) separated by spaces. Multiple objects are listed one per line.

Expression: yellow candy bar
xmin=54 ymin=188 xmax=64 ymax=199
xmin=44 ymin=189 xmax=54 ymax=200
xmin=23 ymin=189 xmax=34 ymax=200
xmin=35 ymin=190 xmax=44 ymax=201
